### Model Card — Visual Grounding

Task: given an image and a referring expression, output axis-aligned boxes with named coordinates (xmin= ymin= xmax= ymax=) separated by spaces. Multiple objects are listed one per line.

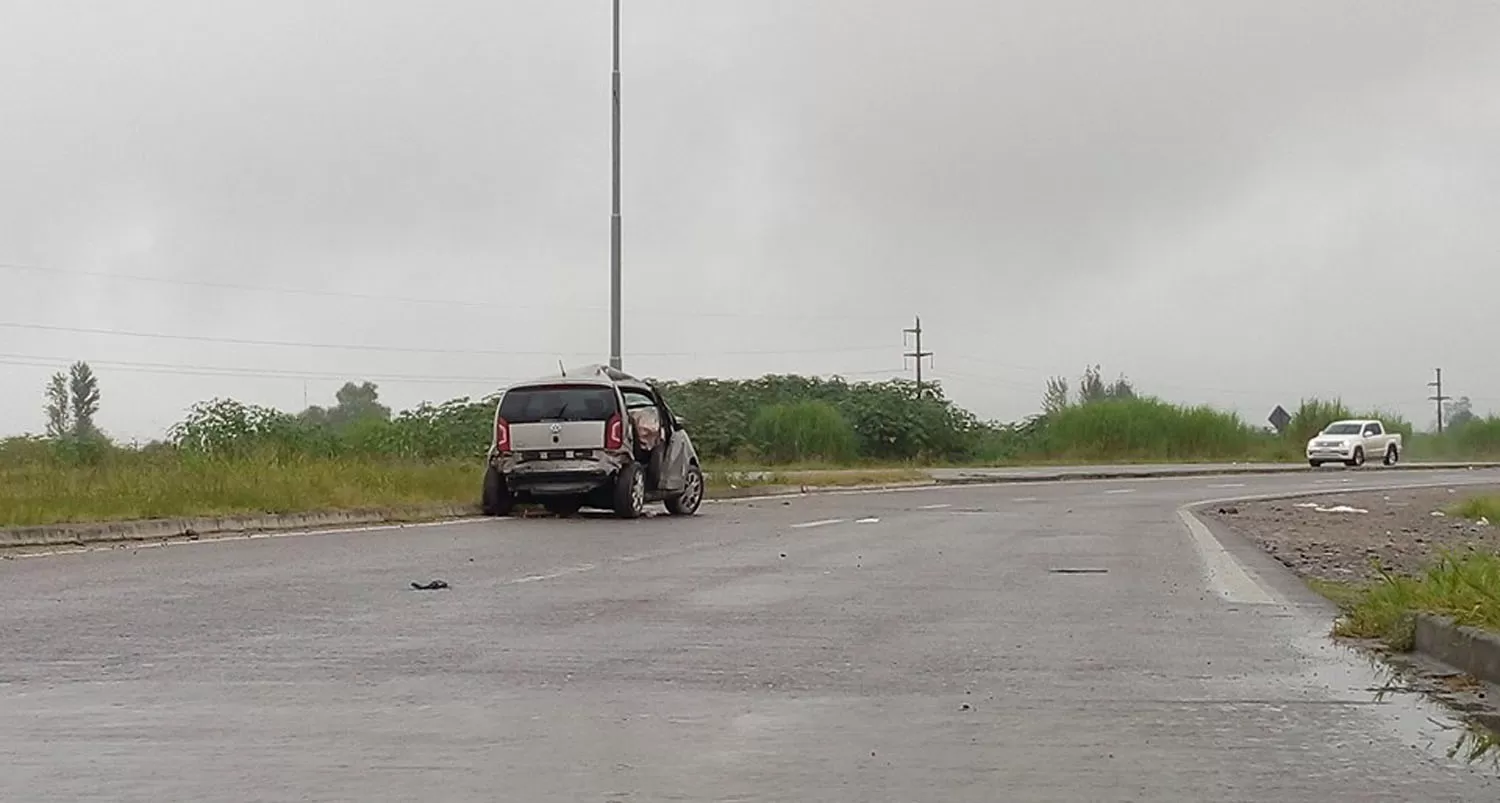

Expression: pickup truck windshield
xmin=499 ymin=385 xmax=619 ymax=423
xmin=1322 ymin=423 xmax=1363 ymax=435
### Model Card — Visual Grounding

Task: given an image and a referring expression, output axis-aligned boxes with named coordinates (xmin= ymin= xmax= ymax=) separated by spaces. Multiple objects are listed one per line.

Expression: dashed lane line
xmin=789 ymin=519 xmax=846 ymax=530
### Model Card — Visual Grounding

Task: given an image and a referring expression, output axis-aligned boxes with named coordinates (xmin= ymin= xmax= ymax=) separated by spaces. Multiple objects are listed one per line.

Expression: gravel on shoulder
xmin=1206 ymin=484 xmax=1500 ymax=581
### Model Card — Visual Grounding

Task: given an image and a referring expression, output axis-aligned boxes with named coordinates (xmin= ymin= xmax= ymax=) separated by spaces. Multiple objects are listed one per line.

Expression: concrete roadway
xmin=4 ymin=468 xmax=1500 ymax=801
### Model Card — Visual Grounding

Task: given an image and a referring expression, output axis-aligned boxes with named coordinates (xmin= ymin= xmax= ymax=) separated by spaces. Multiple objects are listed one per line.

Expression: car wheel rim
xmin=683 ymin=472 xmax=702 ymax=510
xmin=632 ymin=472 xmax=644 ymax=511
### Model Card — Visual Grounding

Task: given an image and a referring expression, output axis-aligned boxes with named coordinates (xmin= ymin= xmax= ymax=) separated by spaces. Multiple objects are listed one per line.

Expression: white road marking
xmin=856 ymin=517 xmax=881 ymax=524
xmin=1103 ymin=489 xmax=1136 ymax=495
xmin=1176 ymin=508 xmax=1280 ymax=606
xmin=789 ymin=519 xmax=845 ymax=529
xmin=1207 ymin=483 xmax=1247 ymax=488
xmin=917 ymin=503 xmax=952 ymax=510
xmin=1012 ymin=497 xmax=1039 ymax=503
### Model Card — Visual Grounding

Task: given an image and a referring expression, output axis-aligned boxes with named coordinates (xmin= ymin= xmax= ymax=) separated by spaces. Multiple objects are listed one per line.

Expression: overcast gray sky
xmin=2 ymin=0 xmax=1498 ymax=441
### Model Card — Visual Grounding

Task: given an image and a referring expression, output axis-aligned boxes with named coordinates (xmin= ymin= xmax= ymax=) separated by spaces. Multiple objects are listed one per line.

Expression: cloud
xmin=1 ymin=0 xmax=1498 ymax=439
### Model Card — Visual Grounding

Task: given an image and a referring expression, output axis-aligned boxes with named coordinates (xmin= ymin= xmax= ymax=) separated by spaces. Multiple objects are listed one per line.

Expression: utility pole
xmin=609 ymin=0 xmax=623 ymax=371
xmin=1429 ymin=368 xmax=1451 ymax=434
xmin=903 ymin=316 xmax=933 ymax=397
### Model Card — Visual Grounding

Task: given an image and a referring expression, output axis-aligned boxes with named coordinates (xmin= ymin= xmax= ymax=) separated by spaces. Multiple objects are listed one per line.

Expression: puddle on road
xmin=1286 ymin=629 xmax=1500 ymax=772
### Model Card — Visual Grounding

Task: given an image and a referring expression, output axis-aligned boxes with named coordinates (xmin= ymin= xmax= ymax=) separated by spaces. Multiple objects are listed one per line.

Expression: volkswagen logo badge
xmin=549 ymin=423 xmax=562 ymax=434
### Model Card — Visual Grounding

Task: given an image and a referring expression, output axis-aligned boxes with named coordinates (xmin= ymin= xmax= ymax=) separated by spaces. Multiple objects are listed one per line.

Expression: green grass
xmin=1451 ymin=495 xmax=1500 ymax=523
xmin=0 ymin=450 xmax=479 ymax=527
xmin=0 ymin=446 xmax=933 ymax=528
xmin=1319 ymin=553 xmax=1500 ymax=651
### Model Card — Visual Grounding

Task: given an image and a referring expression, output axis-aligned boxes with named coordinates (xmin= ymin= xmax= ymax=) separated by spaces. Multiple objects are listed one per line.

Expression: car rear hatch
xmin=497 ymin=383 xmax=621 ymax=459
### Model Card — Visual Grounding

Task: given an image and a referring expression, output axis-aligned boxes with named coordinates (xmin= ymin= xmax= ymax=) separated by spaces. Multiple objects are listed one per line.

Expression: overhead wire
xmin=0 ymin=351 xmax=905 ymax=387
xmin=0 ymin=260 xmax=896 ymax=323
xmin=0 ymin=320 xmax=894 ymax=359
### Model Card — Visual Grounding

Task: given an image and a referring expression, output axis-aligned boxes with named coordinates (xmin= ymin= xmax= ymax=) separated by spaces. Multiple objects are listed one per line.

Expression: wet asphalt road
xmin=4 ymin=469 xmax=1500 ymax=801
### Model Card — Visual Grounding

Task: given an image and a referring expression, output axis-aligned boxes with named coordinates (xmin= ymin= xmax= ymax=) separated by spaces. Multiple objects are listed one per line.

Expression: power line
xmin=0 ymin=260 xmax=893 ymax=323
xmin=0 ymin=320 xmax=893 ymax=359
xmin=0 ymin=354 xmax=521 ymax=385
xmin=0 ymin=351 xmax=905 ymax=386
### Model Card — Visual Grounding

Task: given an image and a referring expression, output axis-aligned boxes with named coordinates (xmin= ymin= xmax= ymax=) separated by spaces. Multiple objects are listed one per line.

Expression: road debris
xmin=411 ymin=580 xmax=450 ymax=591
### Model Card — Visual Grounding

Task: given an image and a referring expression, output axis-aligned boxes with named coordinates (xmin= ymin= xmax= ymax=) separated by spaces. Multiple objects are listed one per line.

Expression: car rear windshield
xmin=1323 ymin=423 xmax=1362 ymax=435
xmin=499 ymin=385 xmax=619 ymax=423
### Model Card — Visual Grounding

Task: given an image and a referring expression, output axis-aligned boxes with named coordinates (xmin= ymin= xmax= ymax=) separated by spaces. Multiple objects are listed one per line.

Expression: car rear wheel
xmin=1383 ymin=444 xmax=1399 ymax=466
xmin=481 ymin=465 xmax=514 ymax=517
xmin=666 ymin=464 xmax=704 ymax=516
xmin=613 ymin=463 xmax=645 ymax=519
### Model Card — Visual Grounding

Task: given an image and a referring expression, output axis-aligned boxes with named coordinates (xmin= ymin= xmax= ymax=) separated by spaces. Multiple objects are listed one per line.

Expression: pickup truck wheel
xmin=1345 ymin=447 xmax=1365 ymax=468
xmin=481 ymin=465 xmax=514 ymax=517
xmin=1308 ymin=460 xmax=1323 ymax=468
xmin=1383 ymin=444 xmax=1399 ymax=466
xmin=613 ymin=463 xmax=645 ymax=519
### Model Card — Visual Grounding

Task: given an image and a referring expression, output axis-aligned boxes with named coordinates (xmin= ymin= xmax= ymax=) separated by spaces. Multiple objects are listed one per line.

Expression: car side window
xmin=1366 ymin=423 xmax=1382 ymax=435
xmin=621 ymin=390 xmax=656 ymax=410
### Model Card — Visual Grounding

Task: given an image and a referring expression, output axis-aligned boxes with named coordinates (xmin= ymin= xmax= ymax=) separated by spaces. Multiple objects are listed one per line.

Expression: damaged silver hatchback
xmin=481 ymin=364 xmax=705 ymax=518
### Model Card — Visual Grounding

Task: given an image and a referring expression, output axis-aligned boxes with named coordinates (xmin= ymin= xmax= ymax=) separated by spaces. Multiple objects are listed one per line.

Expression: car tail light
xmin=605 ymin=413 xmax=623 ymax=450
xmin=494 ymin=417 xmax=511 ymax=451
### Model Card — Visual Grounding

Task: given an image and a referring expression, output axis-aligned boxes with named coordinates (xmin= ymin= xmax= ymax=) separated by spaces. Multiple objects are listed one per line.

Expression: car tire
xmin=666 ymin=464 xmax=705 ymax=516
xmin=1383 ymin=444 xmax=1399 ymax=466
xmin=481 ymin=465 xmax=514 ymax=517
xmin=613 ymin=463 xmax=645 ymax=519
xmin=1345 ymin=447 xmax=1365 ymax=468
xmin=1308 ymin=460 xmax=1323 ymax=468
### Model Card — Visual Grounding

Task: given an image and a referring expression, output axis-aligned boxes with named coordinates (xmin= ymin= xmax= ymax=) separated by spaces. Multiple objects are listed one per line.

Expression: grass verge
xmin=0 ymin=453 xmax=480 ymax=528
xmin=1312 ymin=553 xmax=1500 ymax=651
xmin=0 ymin=452 xmax=932 ymax=528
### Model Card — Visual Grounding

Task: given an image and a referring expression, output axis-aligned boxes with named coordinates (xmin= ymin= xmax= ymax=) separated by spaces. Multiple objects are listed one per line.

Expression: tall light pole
xmin=609 ymin=0 xmax=623 ymax=370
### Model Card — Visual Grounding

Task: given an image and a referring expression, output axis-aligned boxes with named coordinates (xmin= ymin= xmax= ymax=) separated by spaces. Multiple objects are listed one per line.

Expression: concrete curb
xmin=707 ymin=480 xmax=938 ymax=500
xmin=1415 ymin=615 xmax=1500 ymax=687
xmin=0 ymin=504 xmax=481 ymax=550
xmin=932 ymin=461 xmax=1500 ymax=485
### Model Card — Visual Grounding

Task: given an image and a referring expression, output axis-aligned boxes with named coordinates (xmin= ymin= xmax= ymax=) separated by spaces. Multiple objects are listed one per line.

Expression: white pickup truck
xmin=1306 ymin=419 xmax=1402 ymax=468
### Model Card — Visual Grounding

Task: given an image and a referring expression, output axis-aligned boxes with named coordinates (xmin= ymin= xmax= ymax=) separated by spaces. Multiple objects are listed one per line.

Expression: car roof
xmin=504 ymin=364 xmax=653 ymax=393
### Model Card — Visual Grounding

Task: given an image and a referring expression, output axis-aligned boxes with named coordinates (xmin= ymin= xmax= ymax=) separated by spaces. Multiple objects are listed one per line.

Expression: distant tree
xmin=1042 ymin=377 xmax=1071 ymax=414
xmin=1078 ymin=365 xmax=1107 ymax=404
xmin=44 ymin=372 xmax=71 ymax=438
xmin=1106 ymin=375 xmax=1136 ymax=401
xmin=299 ymin=381 xmax=392 ymax=431
xmin=68 ymin=361 xmax=101 ymax=438
xmin=1446 ymin=396 xmax=1476 ymax=431
xmin=1077 ymin=364 xmax=1135 ymax=405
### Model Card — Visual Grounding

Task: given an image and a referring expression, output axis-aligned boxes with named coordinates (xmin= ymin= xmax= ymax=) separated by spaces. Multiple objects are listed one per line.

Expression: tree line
xmin=18 ymin=361 xmax=1500 ymax=466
